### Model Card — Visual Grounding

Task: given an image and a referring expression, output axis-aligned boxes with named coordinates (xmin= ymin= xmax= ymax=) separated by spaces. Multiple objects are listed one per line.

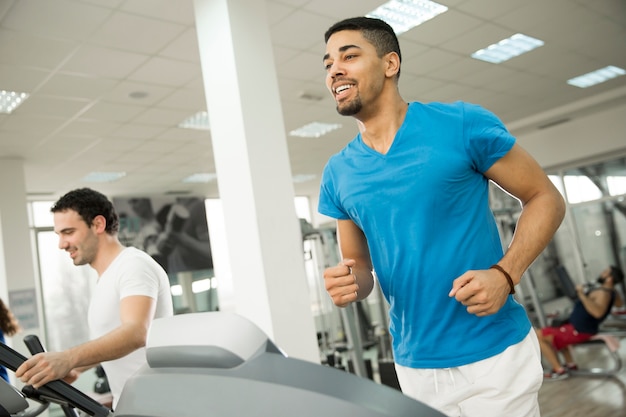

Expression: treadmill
xmin=1 ymin=312 xmax=445 ymax=417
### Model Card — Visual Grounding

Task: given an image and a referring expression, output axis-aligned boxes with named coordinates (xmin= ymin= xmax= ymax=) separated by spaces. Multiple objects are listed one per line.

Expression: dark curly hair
xmin=0 ymin=299 xmax=20 ymax=336
xmin=51 ymin=188 xmax=119 ymax=234
xmin=324 ymin=16 xmax=402 ymax=79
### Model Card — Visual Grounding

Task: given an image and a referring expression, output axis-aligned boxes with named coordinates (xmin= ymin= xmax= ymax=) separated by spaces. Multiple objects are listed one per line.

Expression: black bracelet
xmin=490 ymin=264 xmax=516 ymax=294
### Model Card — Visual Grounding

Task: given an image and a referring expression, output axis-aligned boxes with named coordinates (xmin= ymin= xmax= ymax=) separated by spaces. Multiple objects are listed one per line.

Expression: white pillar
xmin=193 ymin=0 xmax=319 ymax=363
xmin=0 ymin=159 xmax=44 ymax=360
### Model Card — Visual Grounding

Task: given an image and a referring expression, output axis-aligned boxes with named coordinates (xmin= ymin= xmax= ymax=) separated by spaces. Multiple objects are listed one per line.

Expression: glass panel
xmin=31 ymin=201 xmax=55 ymax=227
xmin=544 ymin=154 xmax=626 ymax=312
xmin=607 ymin=177 xmax=626 ymax=196
xmin=563 ymin=175 xmax=602 ymax=203
xmin=294 ymin=196 xmax=311 ymax=221
xmin=603 ymin=156 xmax=626 ymax=196
xmin=569 ymin=202 xmax=617 ymax=276
xmin=168 ymin=269 xmax=217 ymax=314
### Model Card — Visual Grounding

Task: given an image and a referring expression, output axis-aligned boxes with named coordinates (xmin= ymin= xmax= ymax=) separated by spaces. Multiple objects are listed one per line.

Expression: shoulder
xmin=407 ymin=101 xmax=494 ymax=123
xmin=117 ymin=247 xmax=162 ymax=271
xmin=409 ymin=100 xmax=479 ymax=112
xmin=120 ymin=246 xmax=149 ymax=260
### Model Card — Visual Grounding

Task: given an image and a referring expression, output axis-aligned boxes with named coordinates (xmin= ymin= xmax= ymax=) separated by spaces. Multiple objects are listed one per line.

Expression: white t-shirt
xmin=88 ymin=247 xmax=173 ymax=408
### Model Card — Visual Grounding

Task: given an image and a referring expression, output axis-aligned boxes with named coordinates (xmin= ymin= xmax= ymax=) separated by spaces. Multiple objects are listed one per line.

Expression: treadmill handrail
xmin=0 ymin=342 xmax=111 ymax=417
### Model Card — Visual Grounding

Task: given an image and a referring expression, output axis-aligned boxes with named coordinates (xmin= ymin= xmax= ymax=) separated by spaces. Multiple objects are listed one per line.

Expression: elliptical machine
xmin=0 ymin=312 xmax=445 ymax=417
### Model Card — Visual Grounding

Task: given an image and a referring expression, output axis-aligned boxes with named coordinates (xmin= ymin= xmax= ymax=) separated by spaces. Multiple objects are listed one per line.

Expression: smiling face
xmin=54 ymin=209 xmax=100 ymax=266
xmin=323 ymin=30 xmax=389 ymax=117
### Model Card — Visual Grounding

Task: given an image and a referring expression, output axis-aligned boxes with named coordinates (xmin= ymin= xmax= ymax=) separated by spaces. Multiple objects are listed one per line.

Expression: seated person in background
xmin=536 ymin=265 xmax=624 ymax=380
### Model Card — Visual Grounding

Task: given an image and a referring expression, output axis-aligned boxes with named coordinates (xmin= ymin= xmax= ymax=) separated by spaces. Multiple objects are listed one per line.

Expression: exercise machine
xmin=0 ymin=336 xmax=111 ymax=417
xmin=1 ymin=312 xmax=445 ymax=417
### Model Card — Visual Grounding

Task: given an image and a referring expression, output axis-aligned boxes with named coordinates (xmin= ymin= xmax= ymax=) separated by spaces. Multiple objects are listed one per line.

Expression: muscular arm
xmin=16 ymin=295 xmax=156 ymax=388
xmin=323 ymin=219 xmax=374 ymax=307
xmin=450 ymin=144 xmax=566 ymax=316
xmin=486 ymin=144 xmax=566 ymax=282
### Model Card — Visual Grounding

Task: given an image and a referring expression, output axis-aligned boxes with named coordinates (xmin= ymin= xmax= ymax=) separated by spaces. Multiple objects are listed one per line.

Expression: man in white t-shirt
xmin=16 ymin=188 xmax=174 ymax=409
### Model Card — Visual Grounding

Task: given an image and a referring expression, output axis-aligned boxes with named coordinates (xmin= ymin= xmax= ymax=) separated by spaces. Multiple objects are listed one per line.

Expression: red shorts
xmin=541 ymin=323 xmax=593 ymax=351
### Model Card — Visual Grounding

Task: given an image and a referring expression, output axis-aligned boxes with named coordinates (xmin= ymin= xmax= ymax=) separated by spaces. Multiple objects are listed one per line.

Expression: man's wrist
xmin=490 ymin=264 xmax=516 ymax=294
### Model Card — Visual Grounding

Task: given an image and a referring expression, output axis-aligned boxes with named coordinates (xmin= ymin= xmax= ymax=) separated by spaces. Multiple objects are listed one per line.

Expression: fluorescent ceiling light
xmin=292 ymin=174 xmax=317 ymax=183
xmin=178 ymin=111 xmax=210 ymax=130
xmin=289 ymin=122 xmax=342 ymax=138
xmin=0 ymin=90 xmax=29 ymax=114
xmin=82 ymin=171 xmax=126 ymax=183
xmin=182 ymin=173 xmax=217 ymax=183
xmin=367 ymin=0 xmax=448 ymax=35
xmin=471 ymin=34 xmax=544 ymax=64
xmin=567 ymin=66 xmax=626 ymax=88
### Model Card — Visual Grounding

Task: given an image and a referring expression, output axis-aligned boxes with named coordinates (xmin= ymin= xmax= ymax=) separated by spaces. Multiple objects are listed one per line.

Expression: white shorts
xmin=394 ymin=329 xmax=543 ymax=417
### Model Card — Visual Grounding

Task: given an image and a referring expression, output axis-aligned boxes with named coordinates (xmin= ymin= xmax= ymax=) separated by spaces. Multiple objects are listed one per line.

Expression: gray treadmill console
xmin=114 ymin=312 xmax=446 ymax=417
xmin=145 ymin=311 xmax=285 ymax=369
xmin=0 ymin=379 xmax=28 ymax=416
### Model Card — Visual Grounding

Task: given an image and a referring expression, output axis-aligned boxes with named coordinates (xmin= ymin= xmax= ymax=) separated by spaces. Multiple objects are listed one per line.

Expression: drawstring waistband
xmin=433 ymin=368 xmax=456 ymax=394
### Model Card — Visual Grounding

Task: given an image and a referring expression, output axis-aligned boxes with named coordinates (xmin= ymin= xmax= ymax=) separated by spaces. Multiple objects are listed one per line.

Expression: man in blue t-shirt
xmin=319 ymin=17 xmax=565 ymax=417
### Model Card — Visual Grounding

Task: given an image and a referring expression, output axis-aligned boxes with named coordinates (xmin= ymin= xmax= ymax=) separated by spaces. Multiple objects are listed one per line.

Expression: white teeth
xmin=335 ymin=84 xmax=352 ymax=94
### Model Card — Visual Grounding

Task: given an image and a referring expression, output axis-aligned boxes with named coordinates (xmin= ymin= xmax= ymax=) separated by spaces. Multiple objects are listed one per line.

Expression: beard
xmin=336 ymin=96 xmax=363 ymax=116
xmin=70 ymin=235 xmax=98 ymax=266
xmin=71 ymin=249 xmax=93 ymax=266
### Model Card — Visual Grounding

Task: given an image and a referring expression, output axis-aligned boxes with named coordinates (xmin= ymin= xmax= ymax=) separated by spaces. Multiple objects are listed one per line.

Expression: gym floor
xmin=538 ymin=333 xmax=626 ymax=417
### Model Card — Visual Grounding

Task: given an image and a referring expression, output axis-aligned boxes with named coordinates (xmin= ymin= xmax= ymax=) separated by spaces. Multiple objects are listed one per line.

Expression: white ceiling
xmin=0 ymin=0 xmax=625 ymax=201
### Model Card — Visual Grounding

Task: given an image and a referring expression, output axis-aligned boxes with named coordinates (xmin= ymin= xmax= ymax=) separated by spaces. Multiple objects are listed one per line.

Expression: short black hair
xmin=325 ymin=17 xmax=402 ymax=78
xmin=609 ymin=265 xmax=624 ymax=284
xmin=51 ymin=188 xmax=119 ymax=234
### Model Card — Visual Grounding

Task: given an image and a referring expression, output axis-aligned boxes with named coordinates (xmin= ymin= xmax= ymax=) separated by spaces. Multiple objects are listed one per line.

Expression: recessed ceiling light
xmin=178 ymin=111 xmax=210 ymax=131
xmin=298 ymin=91 xmax=324 ymax=101
xmin=366 ymin=0 xmax=448 ymax=35
xmin=0 ymin=90 xmax=29 ymax=114
xmin=182 ymin=173 xmax=217 ymax=183
xmin=82 ymin=171 xmax=126 ymax=183
xmin=289 ymin=122 xmax=342 ymax=138
xmin=471 ymin=34 xmax=544 ymax=64
xmin=567 ymin=66 xmax=626 ymax=88
xmin=129 ymin=91 xmax=149 ymax=99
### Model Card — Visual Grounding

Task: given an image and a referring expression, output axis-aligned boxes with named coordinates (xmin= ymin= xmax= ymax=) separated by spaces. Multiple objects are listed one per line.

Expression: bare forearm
xmin=353 ymin=264 xmax=375 ymax=301
xmin=66 ymin=323 xmax=147 ymax=369
xmin=499 ymin=190 xmax=565 ymax=283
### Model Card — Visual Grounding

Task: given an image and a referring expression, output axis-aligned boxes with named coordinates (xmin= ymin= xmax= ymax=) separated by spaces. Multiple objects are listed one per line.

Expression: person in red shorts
xmin=536 ymin=265 xmax=623 ymax=379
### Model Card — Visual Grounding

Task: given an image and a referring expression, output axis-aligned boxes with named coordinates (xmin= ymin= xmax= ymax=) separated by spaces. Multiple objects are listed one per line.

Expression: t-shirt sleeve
xmin=318 ymin=161 xmax=350 ymax=220
xmin=463 ymin=102 xmax=515 ymax=173
xmin=118 ymin=260 xmax=160 ymax=300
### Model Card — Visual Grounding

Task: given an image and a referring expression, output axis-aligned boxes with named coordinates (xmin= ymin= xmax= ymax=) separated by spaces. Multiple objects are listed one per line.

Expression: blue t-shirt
xmin=318 ymin=101 xmax=531 ymax=368
xmin=0 ymin=331 xmax=8 ymax=382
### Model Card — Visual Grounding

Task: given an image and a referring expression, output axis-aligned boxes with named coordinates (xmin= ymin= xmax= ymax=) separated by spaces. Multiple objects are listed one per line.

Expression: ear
xmin=384 ymin=52 xmax=401 ymax=79
xmin=91 ymin=215 xmax=107 ymax=234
